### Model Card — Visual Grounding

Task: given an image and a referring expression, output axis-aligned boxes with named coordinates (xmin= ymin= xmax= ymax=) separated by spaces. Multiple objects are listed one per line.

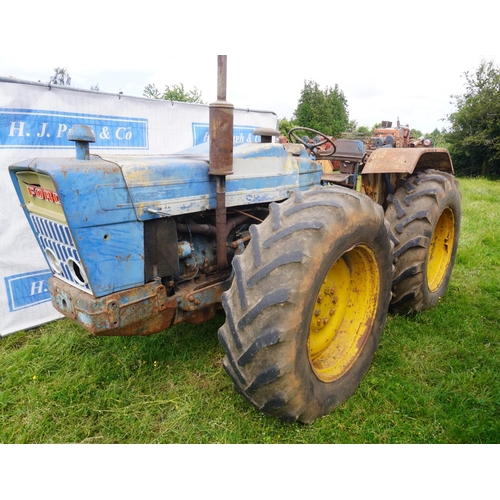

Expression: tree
xmin=49 ymin=67 xmax=71 ymax=86
xmin=143 ymin=83 xmax=162 ymax=99
xmin=278 ymin=117 xmax=296 ymax=137
xmin=345 ymin=119 xmax=358 ymax=134
xmin=357 ymin=125 xmax=370 ymax=135
xmin=143 ymin=82 xmax=204 ymax=104
xmin=293 ymin=80 xmax=349 ymax=137
xmin=445 ymin=60 xmax=500 ymax=177
xmin=427 ymin=128 xmax=449 ymax=148
xmin=411 ymin=128 xmax=423 ymax=139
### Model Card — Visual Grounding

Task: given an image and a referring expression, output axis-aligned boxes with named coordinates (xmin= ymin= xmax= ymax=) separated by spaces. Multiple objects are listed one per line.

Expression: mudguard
xmin=362 ymin=147 xmax=454 ymax=175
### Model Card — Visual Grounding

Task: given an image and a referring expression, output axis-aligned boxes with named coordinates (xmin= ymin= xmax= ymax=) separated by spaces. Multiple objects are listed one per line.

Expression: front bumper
xmin=49 ymin=277 xmax=175 ymax=336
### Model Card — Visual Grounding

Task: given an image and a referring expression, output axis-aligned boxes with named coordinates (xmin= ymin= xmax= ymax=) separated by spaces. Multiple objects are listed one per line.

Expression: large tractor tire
xmin=218 ymin=186 xmax=393 ymax=423
xmin=385 ymin=169 xmax=462 ymax=313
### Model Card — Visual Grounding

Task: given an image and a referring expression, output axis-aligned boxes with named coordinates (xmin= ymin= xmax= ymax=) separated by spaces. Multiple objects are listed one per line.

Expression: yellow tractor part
xmin=427 ymin=207 xmax=456 ymax=293
xmin=308 ymin=244 xmax=380 ymax=383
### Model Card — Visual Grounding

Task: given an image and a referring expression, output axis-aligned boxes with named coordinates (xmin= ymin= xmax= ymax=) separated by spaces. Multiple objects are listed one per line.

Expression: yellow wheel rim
xmin=427 ymin=207 xmax=455 ymax=293
xmin=308 ymin=244 xmax=380 ymax=383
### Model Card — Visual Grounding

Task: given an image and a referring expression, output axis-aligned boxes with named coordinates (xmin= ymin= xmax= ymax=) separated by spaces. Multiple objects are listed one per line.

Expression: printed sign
xmin=4 ymin=269 xmax=52 ymax=312
xmin=192 ymin=123 xmax=262 ymax=146
xmin=0 ymin=108 xmax=149 ymax=149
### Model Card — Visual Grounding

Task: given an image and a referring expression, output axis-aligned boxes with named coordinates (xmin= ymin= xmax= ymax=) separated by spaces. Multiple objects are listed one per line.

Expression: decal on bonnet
xmin=26 ymin=185 xmax=60 ymax=204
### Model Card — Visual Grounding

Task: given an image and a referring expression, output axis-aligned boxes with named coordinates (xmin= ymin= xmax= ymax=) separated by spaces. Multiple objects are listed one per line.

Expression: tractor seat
xmin=321 ymin=172 xmax=354 ymax=186
xmin=318 ymin=139 xmax=365 ymax=187
xmin=324 ymin=139 xmax=365 ymax=163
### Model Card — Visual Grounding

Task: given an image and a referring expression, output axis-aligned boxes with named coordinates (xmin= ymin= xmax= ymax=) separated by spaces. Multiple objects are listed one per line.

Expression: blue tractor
xmin=9 ymin=57 xmax=461 ymax=423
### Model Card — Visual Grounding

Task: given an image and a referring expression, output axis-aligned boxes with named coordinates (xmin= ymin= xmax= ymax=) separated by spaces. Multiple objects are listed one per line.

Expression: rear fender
xmin=362 ymin=147 xmax=454 ymax=175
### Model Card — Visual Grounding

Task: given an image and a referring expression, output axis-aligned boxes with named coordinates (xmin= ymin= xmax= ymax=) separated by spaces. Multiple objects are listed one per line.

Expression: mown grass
xmin=1 ymin=178 xmax=499 ymax=443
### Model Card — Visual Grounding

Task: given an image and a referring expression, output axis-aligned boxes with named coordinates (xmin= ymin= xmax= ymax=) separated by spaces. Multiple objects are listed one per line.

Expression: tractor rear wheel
xmin=385 ymin=169 xmax=461 ymax=313
xmin=218 ymin=186 xmax=393 ymax=423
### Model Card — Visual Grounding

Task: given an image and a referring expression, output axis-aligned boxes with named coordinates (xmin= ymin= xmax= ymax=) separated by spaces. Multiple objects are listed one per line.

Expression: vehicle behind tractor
xmin=355 ymin=119 xmax=434 ymax=150
xmin=9 ymin=57 xmax=461 ymax=423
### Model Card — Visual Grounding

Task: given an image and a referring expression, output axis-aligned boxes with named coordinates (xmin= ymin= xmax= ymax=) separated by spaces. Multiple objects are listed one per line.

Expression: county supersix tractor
xmin=9 ymin=57 xmax=461 ymax=423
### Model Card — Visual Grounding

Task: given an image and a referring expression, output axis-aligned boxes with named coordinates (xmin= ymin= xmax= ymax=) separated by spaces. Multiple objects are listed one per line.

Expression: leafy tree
xmin=143 ymin=82 xmax=204 ymax=104
xmin=339 ymin=122 xmax=371 ymax=140
xmin=278 ymin=117 xmax=296 ymax=137
xmin=143 ymin=83 xmax=162 ymax=99
xmin=294 ymin=80 xmax=349 ymax=137
xmin=445 ymin=60 xmax=500 ymax=177
xmin=49 ymin=67 xmax=71 ymax=86
xmin=427 ymin=128 xmax=449 ymax=148
xmin=345 ymin=119 xmax=358 ymax=134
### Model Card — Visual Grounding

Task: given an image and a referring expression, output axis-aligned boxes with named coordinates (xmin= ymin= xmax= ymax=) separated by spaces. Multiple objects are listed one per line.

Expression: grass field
xmin=1 ymin=178 xmax=499 ymax=444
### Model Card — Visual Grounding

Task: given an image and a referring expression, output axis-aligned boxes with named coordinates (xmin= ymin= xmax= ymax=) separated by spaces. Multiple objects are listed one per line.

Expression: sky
xmin=1 ymin=1 xmax=498 ymax=135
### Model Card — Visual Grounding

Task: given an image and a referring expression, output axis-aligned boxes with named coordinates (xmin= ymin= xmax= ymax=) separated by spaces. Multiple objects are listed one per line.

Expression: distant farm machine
xmin=366 ymin=119 xmax=435 ymax=149
xmin=9 ymin=57 xmax=461 ymax=423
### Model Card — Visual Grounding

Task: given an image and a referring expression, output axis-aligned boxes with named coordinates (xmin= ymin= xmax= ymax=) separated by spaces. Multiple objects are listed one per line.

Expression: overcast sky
xmin=2 ymin=1 xmax=497 ymax=134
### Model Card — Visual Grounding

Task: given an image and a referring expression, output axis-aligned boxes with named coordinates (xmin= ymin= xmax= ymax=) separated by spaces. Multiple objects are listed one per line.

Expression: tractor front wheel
xmin=218 ymin=186 xmax=393 ymax=423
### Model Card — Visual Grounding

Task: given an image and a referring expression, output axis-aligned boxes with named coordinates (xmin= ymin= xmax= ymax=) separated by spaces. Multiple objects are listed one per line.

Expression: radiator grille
xmin=30 ymin=214 xmax=92 ymax=293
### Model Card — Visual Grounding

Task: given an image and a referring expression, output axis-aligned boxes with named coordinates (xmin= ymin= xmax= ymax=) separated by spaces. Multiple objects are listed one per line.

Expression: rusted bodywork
xmin=308 ymin=126 xmax=454 ymax=207
xmin=49 ymin=270 xmax=232 ymax=336
xmin=365 ymin=120 xmax=434 ymax=150
xmin=372 ymin=124 xmax=411 ymax=148
xmin=359 ymin=148 xmax=453 ymax=206
xmin=363 ymin=147 xmax=454 ymax=175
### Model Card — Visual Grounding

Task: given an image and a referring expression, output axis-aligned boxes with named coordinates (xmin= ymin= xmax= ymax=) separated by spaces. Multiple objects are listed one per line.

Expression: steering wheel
xmin=288 ymin=127 xmax=336 ymax=157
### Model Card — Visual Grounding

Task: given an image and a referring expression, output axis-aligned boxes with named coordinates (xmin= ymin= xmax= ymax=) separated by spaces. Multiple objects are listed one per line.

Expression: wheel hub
xmin=308 ymin=244 xmax=380 ymax=383
xmin=427 ymin=207 xmax=455 ymax=293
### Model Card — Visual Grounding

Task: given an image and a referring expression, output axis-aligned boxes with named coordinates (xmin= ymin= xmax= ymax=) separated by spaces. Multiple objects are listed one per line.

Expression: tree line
xmin=445 ymin=60 xmax=500 ymax=177
xmin=272 ymin=61 xmax=499 ymax=178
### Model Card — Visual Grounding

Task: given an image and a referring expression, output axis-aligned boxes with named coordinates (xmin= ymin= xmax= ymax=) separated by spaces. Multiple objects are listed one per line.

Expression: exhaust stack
xmin=209 ymin=55 xmax=234 ymax=269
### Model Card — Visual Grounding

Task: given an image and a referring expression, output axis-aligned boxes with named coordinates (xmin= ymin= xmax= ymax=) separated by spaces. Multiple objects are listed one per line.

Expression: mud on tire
xmin=218 ymin=186 xmax=393 ymax=423
xmin=385 ymin=169 xmax=462 ymax=313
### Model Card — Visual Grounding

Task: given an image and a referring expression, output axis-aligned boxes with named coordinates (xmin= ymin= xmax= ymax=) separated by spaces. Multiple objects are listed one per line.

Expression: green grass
xmin=1 ymin=178 xmax=499 ymax=443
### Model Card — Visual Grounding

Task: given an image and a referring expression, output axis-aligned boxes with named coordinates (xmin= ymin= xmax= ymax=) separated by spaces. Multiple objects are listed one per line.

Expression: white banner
xmin=0 ymin=78 xmax=278 ymax=336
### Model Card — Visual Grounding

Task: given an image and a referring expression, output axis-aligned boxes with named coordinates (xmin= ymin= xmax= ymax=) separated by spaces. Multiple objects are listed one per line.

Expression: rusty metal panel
xmin=48 ymin=269 xmax=233 ymax=336
xmin=49 ymin=277 xmax=175 ymax=336
xmin=209 ymin=55 xmax=234 ymax=176
xmin=360 ymin=173 xmax=385 ymax=205
xmin=362 ymin=148 xmax=454 ymax=174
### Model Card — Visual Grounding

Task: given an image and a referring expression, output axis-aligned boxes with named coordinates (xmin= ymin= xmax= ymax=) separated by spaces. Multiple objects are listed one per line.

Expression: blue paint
xmin=9 ymin=137 xmax=323 ymax=300
xmin=10 ymin=158 xmax=144 ymax=297
xmin=0 ymin=108 xmax=148 ymax=149
xmin=72 ymin=222 xmax=145 ymax=295
xmin=4 ymin=269 xmax=52 ymax=312
xmin=191 ymin=123 xmax=263 ymax=146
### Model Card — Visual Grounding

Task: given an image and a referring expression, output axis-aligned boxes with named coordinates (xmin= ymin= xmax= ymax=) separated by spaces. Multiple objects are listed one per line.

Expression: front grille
xmin=30 ymin=214 xmax=92 ymax=293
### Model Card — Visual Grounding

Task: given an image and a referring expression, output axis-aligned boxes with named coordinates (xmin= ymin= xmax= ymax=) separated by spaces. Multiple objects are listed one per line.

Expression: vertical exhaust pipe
xmin=209 ymin=55 xmax=234 ymax=270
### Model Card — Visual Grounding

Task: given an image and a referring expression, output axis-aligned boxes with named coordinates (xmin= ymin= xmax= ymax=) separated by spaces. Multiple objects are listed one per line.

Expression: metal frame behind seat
xmin=320 ymin=139 xmax=366 ymax=187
